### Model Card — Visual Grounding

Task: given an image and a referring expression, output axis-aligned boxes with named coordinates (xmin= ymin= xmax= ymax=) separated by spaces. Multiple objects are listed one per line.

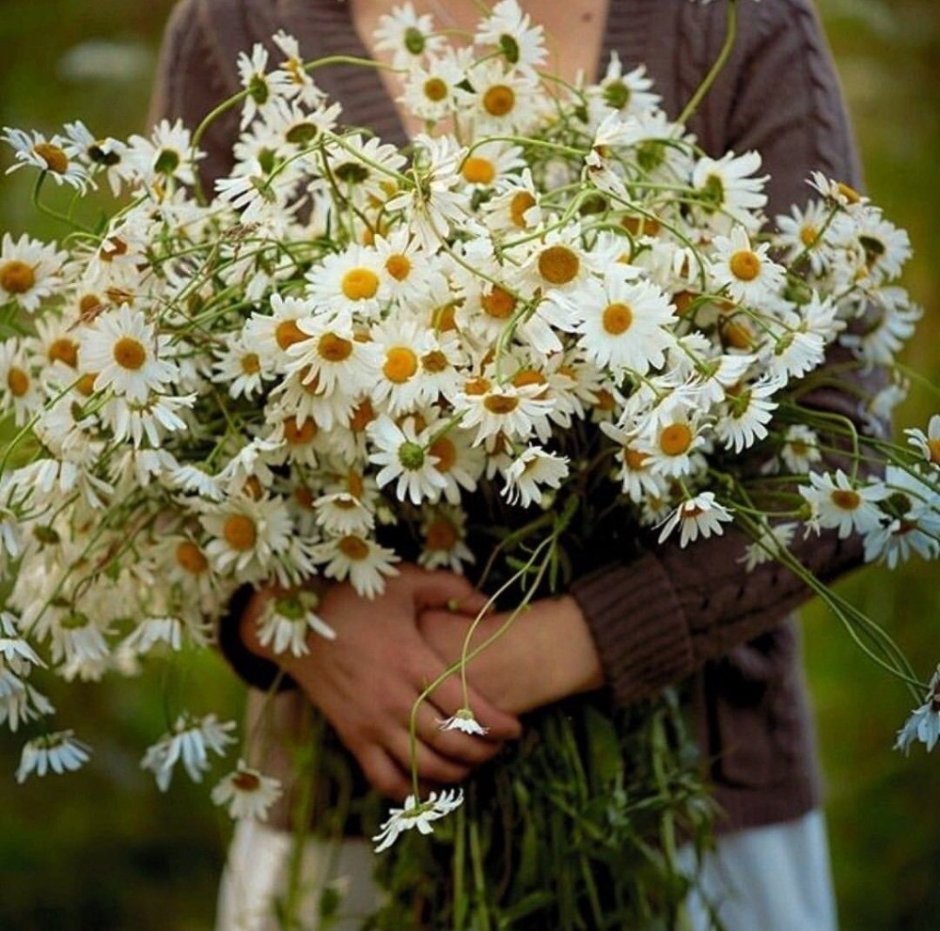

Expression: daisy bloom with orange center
xmin=0 ymin=233 xmax=67 ymax=312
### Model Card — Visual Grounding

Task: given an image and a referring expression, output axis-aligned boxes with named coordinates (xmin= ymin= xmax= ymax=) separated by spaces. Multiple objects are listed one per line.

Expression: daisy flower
xmin=307 ymin=244 xmax=386 ymax=319
xmin=313 ymin=490 xmax=375 ymax=537
xmin=400 ymin=49 xmax=470 ymax=123
xmin=125 ymin=118 xmax=202 ymax=189
xmin=501 ymin=446 xmax=569 ymax=508
xmin=373 ymin=2 xmax=446 ymax=70
xmin=98 ymin=392 xmax=195 ymax=448
xmin=368 ymin=415 xmax=448 ymax=505
xmin=63 ymin=120 xmax=128 ymax=196
xmin=243 ymin=293 xmax=317 ymax=371
xmin=862 ymin=466 xmax=940 ymax=569
xmin=568 ymin=271 xmax=676 ymax=375
xmin=424 ymin=424 xmax=485 ymax=505
xmin=322 ymin=133 xmax=408 ymax=210
xmin=200 ymin=495 xmax=293 ymax=580
xmin=212 ymin=337 xmax=269 ymax=399
xmin=709 ymin=227 xmax=785 ymax=305
xmin=372 ymin=788 xmax=464 ymax=853
xmin=895 ymin=667 xmax=940 ymax=754
xmin=272 ymin=31 xmax=326 ymax=106
xmin=121 ymin=617 xmax=185 ymax=655
xmin=840 ymin=286 xmax=920 ymax=367
xmin=2 ymin=127 xmax=89 ymax=190
xmin=419 ymin=506 xmax=475 ymax=572
xmin=599 ymin=421 xmax=667 ymax=503
xmin=692 ymin=150 xmax=768 ymax=232
xmin=370 ymin=318 xmax=439 ymax=414
xmin=780 ymin=424 xmax=823 ymax=474
xmin=589 ymin=54 xmax=661 ymax=122
xmin=373 ymin=228 xmax=435 ymax=305
xmin=904 ymin=414 xmax=940 ymax=467
xmin=212 ymin=761 xmax=283 ymax=821
xmin=16 ymin=730 xmax=91 ymax=783
xmin=799 ymin=470 xmax=888 ymax=539
xmin=0 ymin=341 xmax=42 ymax=426
xmin=141 ymin=713 xmax=237 ymax=791
xmin=638 ymin=404 xmax=708 ymax=479
xmin=807 ymin=171 xmax=868 ymax=212
xmin=236 ymin=44 xmax=291 ymax=129
xmin=0 ymin=233 xmax=67 ymax=312
xmin=775 ymin=199 xmax=832 ymax=274
xmin=458 ymin=140 xmax=526 ymax=190
xmin=457 ymin=59 xmax=541 ymax=136
xmin=740 ymin=522 xmax=798 ymax=572
xmin=439 ymin=708 xmax=490 ymax=736
xmin=714 ymin=376 xmax=780 ymax=454
xmin=455 ymin=377 xmax=554 ymax=446
xmin=657 ymin=492 xmax=733 ymax=548
xmin=483 ymin=168 xmax=541 ymax=233
xmin=476 ymin=1 xmax=547 ymax=69
xmin=255 ymin=589 xmax=335 ymax=658
xmin=78 ymin=304 xmax=178 ymax=403
xmin=317 ymin=533 xmax=400 ymax=599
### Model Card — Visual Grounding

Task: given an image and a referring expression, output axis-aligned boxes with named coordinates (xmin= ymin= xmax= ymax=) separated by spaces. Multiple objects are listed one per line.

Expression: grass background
xmin=0 ymin=0 xmax=937 ymax=927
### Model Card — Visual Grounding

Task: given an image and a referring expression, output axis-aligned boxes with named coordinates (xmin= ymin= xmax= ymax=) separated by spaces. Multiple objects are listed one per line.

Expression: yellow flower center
xmin=511 ymin=369 xmax=546 ymax=390
xmin=431 ymin=302 xmax=458 ymax=332
xmin=464 ymin=376 xmax=491 ymax=396
xmin=729 ymin=250 xmax=761 ymax=282
xmin=284 ymin=416 xmax=317 ymax=445
xmin=383 ymin=347 xmax=418 ymax=383
xmin=349 ymin=398 xmax=376 ymax=432
xmin=76 ymin=373 xmax=98 ymax=396
xmin=422 ymin=350 xmax=448 ymax=374
xmin=483 ymin=394 xmax=519 ymax=415
xmin=462 ymin=157 xmax=495 ymax=185
xmin=928 ymin=438 xmax=940 ymax=465
xmin=7 ymin=366 xmax=30 ymax=397
xmin=538 ymin=245 xmax=580 ymax=285
xmin=800 ymin=225 xmax=818 ymax=247
xmin=175 ymin=541 xmax=208 ymax=575
xmin=623 ymin=447 xmax=647 ymax=471
xmin=232 ymin=771 xmax=261 ymax=792
xmin=659 ymin=423 xmax=693 ymax=456
xmin=338 ymin=535 xmax=370 ymax=560
xmin=480 ymin=286 xmax=516 ymax=319
xmin=275 ymin=319 xmax=308 ymax=350
xmin=346 ymin=470 xmax=365 ymax=499
xmin=0 ymin=260 xmax=36 ymax=294
xmin=240 ymin=352 xmax=261 ymax=375
xmin=602 ymin=302 xmax=633 ymax=335
xmin=423 ymin=77 xmax=448 ymax=102
xmin=99 ymin=237 xmax=128 ymax=263
xmin=720 ymin=319 xmax=754 ymax=350
xmin=425 ymin=517 xmax=458 ymax=551
xmin=621 ymin=215 xmax=661 ymax=237
xmin=294 ymin=486 xmax=315 ymax=509
xmin=79 ymin=293 xmax=103 ymax=319
xmin=341 ymin=267 xmax=379 ymax=301
xmin=34 ymin=142 xmax=70 ymax=174
xmin=593 ymin=388 xmax=615 ymax=412
xmin=831 ymin=489 xmax=860 ymax=511
xmin=509 ymin=191 xmax=536 ymax=228
xmin=429 ymin=437 xmax=457 ymax=473
xmin=482 ymin=84 xmax=515 ymax=116
xmin=48 ymin=338 xmax=79 ymax=368
xmin=113 ymin=336 xmax=147 ymax=371
xmin=385 ymin=254 xmax=411 ymax=281
xmin=318 ymin=332 xmax=353 ymax=362
xmin=243 ymin=476 xmax=264 ymax=500
xmin=223 ymin=514 xmax=257 ymax=551
xmin=837 ymin=182 xmax=861 ymax=204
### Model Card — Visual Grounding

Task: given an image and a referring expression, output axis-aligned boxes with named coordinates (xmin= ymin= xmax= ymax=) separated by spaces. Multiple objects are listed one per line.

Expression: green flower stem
xmin=677 ymin=0 xmax=739 ymax=126
xmin=29 ymin=172 xmax=92 ymax=232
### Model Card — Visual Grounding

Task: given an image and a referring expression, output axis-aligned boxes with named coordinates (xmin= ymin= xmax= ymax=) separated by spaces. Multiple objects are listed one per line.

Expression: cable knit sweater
xmin=150 ymin=0 xmax=871 ymax=833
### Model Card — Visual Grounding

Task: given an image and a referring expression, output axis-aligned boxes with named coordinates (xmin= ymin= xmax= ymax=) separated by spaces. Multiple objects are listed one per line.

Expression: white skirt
xmin=216 ymin=810 xmax=838 ymax=931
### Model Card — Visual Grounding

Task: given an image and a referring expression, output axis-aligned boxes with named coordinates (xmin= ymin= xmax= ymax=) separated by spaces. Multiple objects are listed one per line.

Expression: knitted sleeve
xmin=571 ymin=0 xmax=876 ymax=708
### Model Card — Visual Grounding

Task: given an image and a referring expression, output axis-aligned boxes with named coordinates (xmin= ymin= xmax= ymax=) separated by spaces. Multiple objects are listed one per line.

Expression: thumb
xmin=412 ymin=569 xmax=489 ymax=614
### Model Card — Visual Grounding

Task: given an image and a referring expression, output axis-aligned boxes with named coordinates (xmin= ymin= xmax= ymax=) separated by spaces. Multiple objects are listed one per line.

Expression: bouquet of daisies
xmin=1 ymin=0 xmax=938 ymax=926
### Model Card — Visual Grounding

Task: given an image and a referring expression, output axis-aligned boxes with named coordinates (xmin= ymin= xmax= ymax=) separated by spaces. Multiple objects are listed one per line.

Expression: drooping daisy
xmin=272 ymin=31 xmax=326 ymax=106
xmin=372 ymin=788 xmax=464 ymax=852
xmin=807 ymin=171 xmax=868 ymax=212
xmin=840 ymin=286 xmax=921 ymax=367
xmin=439 ymin=707 xmax=490 ymax=736
xmin=140 ymin=713 xmax=237 ymax=791
xmin=313 ymin=488 xmax=375 ymax=537
xmin=709 ymin=227 xmax=785 ymax=306
xmin=212 ymin=761 xmax=283 ymax=821
xmin=16 ymin=730 xmax=91 ymax=783
xmin=799 ymin=469 xmax=888 ymax=539
xmin=692 ymin=150 xmax=768 ymax=232
xmin=895 ymin=667 xmax=940 ymax=754
xmin=317 ymin=532 xmax=400 ymax=599
xmin=78 ymin=304 xmax=178 ymax=403
xmin=255 ymin=588 xmax=335 ymax=657
xmin=321 ymin=132 xmax=408 ymax=211
xmin=121 ymin=617 xmax=185 ymax=655
xmin=739 ymin=521 xmax=798 ymax=572
xmin=98 ymin=392 xmax=195 ymax=448
xmin=657 ymin=492 xmax=733 ymax=547
xmin=599 ymin=420 xmax=666 ymax=502
xmin=501 ymin=446 xmax=569 ymax=508
xmin=0 ymin=233 xmax=67 ymax=312
xmin=2 ymin=127 xmax=89 ymax=190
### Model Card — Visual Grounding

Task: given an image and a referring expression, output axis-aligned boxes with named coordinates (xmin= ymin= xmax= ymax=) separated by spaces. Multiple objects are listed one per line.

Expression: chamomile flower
xmin=125 ymin=118 xmax=202 ymax=189
xmin=200 ymin=495 xmax=293 ymax=580
xmin=243 ymin=293 xmax=317 ymax=371
xmin=780 ymin=424 xmax=823 ymax=474
xmin=212 ymin=761 xmax=283 ymax=821
xmin=657 ymin=492 xmax=733 ymax=547
xmin=439 ymin=708 xmax=490 ymax=736
xmin=212 ymin=337 xmax=269 ymax=399
xmin=400 ymin=50 xmax=469 ymax=123
xmin=458 ymin=140 xmax=525 ymax=190
xmin=314 ymin=490 xmax=375 ymax=536
xmin=456 ymin=377 xmax=554 ymax=446
xmin=272 ymin=31 xmax=326 ymax=106
xmin=78 ymin=304 xmax=178 ymax=403
xmin=807 ymin=172 xmax=867 ymax=212
xmin=799 ymin=470 xmax=888 ymax=539
xmin=373 ymin=2 xmax=446 ymax=70
xmin=0 ymin=233 xmax=67 ymax=312
xmin=638 ymin=404 xmax=708 ymax=479
xmin=895 ymin=667 xmax=940 ymax=754
xmin=458 ymin=60 xmax=542 ymax=136
xmin=840 ymin=286 xmax=920 ymax=367
xmin=370 ymin=319 xmax=439 ymax=414
xmin=373 ymin=229 xmax=435 ymax=305
xmin=419 ymin=506 xmax=474 ymax=572
xmin=0 ymin=341 xmax=42 ymax=426
xmin=501 ymin=446 xmax=569 ymax=508
xmin=236 ymin=44 xmax=291 ymax=129
xmin=740 ymin=522 xmax=798 ymax=572
xmin=714 ymin=376 xmax=780 ymax=454
xmin=862 ymin=466 xmax=940 ymax=568
xmin=307 ymin=244 xmax=386 ymax=319
xmin=368 ymin=415 xmax=447 ymax=505
xmin=692 ymin=150 xmax=767 ymax=232
xmin=141 ymin=713 xmax=237 ymax=791
xmin=255 ymin=589 xmax=335 ymax=657
xmin=373 ymin=788 xmax=464 ymax=853
xmin=63 ymin=120 xmax=128 ymax=196
xmin=905 ymin=414 xmax=940 ymax=467
xmin=317 ymin=533 xmax=400 ymax=599
xmin=424 ymin=424 xmax=485 ymax=505
xmin=16 ymin=730 xmax=91 ymax=782
xmin=121 ymin=617 xmax=185 ymax=655
xmin=98 ymin=392 xmax=195 ymax=448
xmin=477 ymin=1 xmax=547 ymax=69
xmin=285 ymin=315 xmax=380 ymax=399
xmin=599 ymin=421 xmax=666 ymax=502
xmin=775 ymin=199 xmax=832 ymax=274
xmin=709 ymin=228 xmax=785 ymax=305
xmin=591 ymin=54 xmax=661 ymax=122
xmin=2 ymin=127 xmax=89 ymax=190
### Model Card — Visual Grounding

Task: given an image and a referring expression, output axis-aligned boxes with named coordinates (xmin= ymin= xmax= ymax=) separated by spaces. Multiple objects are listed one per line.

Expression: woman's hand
xmin=419 ymin=595 xmax=605 ymax=716
xmin=240 ymin=565 xmax=522 ymax=800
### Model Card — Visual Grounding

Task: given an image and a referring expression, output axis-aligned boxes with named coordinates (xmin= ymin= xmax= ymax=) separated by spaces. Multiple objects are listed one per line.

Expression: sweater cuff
xmin=570 ymin=552 xmax=695 ymax=707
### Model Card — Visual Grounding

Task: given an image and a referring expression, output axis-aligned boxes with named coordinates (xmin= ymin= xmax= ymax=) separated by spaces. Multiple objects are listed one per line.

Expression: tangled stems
xmin=677 ymin=0 xmax=739 ymax=127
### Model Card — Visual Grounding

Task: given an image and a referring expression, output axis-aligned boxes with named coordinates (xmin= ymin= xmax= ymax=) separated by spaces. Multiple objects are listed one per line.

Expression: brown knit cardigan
xmin=150 ymin=0 xmax=871 ymax=833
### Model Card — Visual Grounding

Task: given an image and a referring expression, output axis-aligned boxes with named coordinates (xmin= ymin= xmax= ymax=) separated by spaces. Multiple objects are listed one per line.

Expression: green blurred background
xmin=0 ymin=1 xmax=937 ymax=928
